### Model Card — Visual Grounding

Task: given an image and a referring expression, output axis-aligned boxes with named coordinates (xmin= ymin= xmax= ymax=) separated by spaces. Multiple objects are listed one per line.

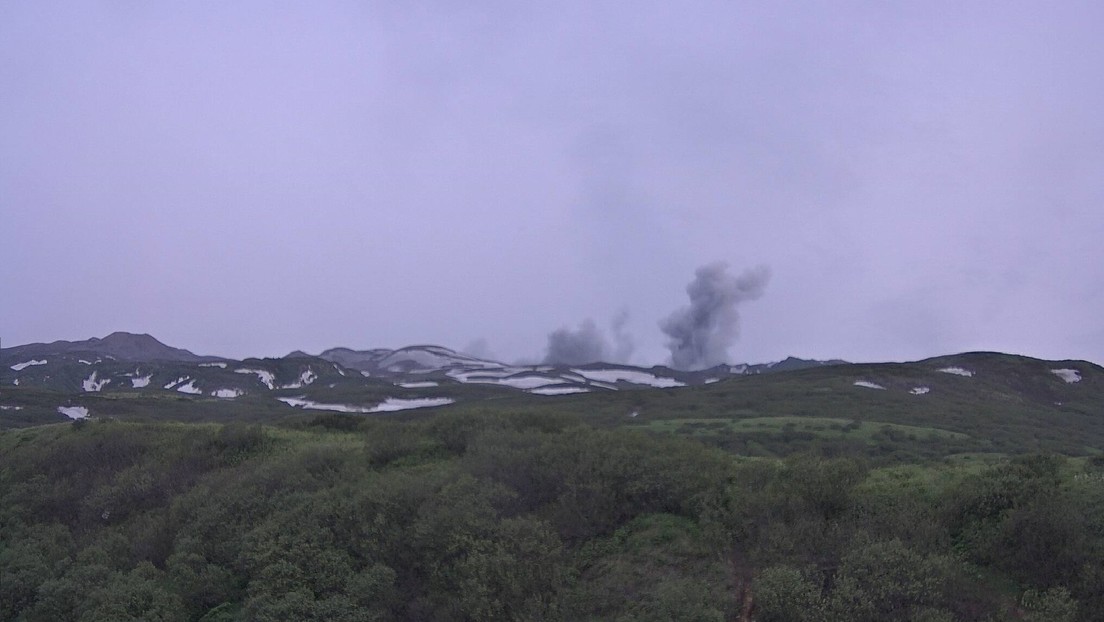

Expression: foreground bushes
xmin=1 ymin=415 xmax=1102 ymax=620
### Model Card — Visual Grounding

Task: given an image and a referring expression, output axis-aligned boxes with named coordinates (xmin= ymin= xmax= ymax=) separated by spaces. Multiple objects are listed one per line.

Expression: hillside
xmin=2 ymin=334 xmax=1103 ymax=620
xmin=2 ymin=335 xmax=1101 ymax=460
xmin=1 ymin=334 xmax=845 ymax=429
xmin=477 ymin=351 xmax=1104 ymax=459
xmin=1 ymin=332 xmax=220 ymax=364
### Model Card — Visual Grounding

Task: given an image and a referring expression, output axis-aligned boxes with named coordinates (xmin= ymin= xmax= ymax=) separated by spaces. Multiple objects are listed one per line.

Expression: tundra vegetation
xmin=1 ymin=350 xmax=1103 ymax=620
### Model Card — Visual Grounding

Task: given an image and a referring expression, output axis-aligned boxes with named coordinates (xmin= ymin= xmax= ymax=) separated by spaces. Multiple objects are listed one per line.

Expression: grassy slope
xmin=3 ymin=351 xmax=1102 ymax=458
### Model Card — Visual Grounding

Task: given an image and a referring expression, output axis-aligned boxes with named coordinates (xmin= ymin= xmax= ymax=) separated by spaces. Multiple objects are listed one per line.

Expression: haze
xmin=2 ymin=1 xmax=1102 ymax=365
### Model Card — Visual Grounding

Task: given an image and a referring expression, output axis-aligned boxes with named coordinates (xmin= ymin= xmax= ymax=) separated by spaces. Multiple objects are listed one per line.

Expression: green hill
xmin=2 ymin=350 xmax=1102 ymax=620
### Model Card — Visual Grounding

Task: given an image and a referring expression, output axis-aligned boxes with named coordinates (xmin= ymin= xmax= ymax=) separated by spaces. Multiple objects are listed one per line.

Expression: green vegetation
xmin=2 ymin=352 xmax=1102 ymax=620
xmin=2 ymin=411 xmax=1102 ymax=621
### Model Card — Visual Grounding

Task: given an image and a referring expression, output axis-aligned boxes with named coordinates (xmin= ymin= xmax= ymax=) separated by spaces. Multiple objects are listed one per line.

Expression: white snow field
xmin=131 ymin=375 xmax=152 ymax=388
xmin=378 ymin=346 xmax=499 ymax=373
xmin=494 ymin=374 xmax=565 ymax=389
xmin=853 ymin=381 xmax=886 ymax=390
xmin=235 ymin=369 xmax=276 ymax=389
xmin=176 ymin=380 xmax=202 ymax=395
xmin=446 ymin=368 xmax=516 ymax=383
xmin=938 ymin=367 xmax=974 ymax=377
xmin=529 ymin=386 xmax=592 ymax=395
xmin=368 ymin=397 xmax=455 ymax=412
xmin=280 ymin=369 xmax=317 ymax=389
xmin=572 ymin=368 xmax=685 ymax=388
xmin=1051 ymin=368 xmax=1081 ymax=384
xmin=277 ymin=396 xmax=454 ymax=413
xmin=910 ymin=387 xmax=931 ymax=395
xmin=278 ymin=397 xmax=372 ymax=413
xmin=10 ymin=359 xmax=47 ymax=371
xmin=58 ymin=406 xmax=89 ymax=419
xmin=82 ymin=372 xmax=109 ymax=392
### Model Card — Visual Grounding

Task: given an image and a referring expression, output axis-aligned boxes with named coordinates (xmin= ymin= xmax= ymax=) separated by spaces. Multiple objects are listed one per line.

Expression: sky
xmin=2 ymin=1 xmax=1103 ymax=366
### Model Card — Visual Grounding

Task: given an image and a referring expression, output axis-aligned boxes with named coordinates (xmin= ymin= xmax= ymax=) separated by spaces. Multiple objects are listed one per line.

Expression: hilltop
xmin=2 ymin=333 xmax=1101 ymax=460
xmin=2 ymin=333 xmax=1103 ymax=620
xmin=1 ymin=331 xmax=221 ymax=364
xmin=1 ymin=333 xmax=844 ymax=427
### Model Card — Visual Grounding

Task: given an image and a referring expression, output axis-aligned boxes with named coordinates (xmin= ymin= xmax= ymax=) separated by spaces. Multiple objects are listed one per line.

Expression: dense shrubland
xmin=2 ymin=414 xmax=1102 ymax=621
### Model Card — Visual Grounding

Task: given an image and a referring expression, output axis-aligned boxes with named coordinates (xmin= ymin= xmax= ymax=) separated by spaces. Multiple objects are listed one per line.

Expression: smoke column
xmin=543 ymin=319 xmax=608 ymax=365
xmin=610 ymin=309 xmax=635 ymax=363
xmin=461 ymin=338 xmax=496 ymax=361
xmin=543 ymin=312 xmax=635 ymax=365
xmin=661 ymin=263 xmax=770 ymax=370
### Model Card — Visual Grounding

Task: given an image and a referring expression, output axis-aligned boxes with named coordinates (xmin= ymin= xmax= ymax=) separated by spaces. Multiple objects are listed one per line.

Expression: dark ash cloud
xmin=543 ymin=319 xmax=608 ymax=365
xmin=543 ymin=312 xmax=636 ymax=365
xmin=661 ymin=263 xmax=770 ymax=370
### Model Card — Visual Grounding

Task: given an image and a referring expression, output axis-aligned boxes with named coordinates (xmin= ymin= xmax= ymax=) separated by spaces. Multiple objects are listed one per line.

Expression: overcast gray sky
xmin=3 ymin=1 xmax=1102 ymax=365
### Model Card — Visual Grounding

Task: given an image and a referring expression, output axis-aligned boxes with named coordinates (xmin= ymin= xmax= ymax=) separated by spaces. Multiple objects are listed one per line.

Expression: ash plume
xmin=661 ymin=263 xmax=770 ymax=370
xmin=543 ymin=312 xmax=635 ymax=365
xmin=611 ymin=309 xmax=635 ymax=363
xmin=461 ymin=338 xmax=496 ymax=361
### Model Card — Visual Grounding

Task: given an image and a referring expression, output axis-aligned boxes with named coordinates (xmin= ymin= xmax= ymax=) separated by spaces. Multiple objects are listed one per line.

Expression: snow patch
xmin=573 ymin=368 xmax=685 ymax=388
xmin=176 ymin=380 xmax=202 ymax=395
xmin=79 ymin=359 xmax=96 ymax=365
xmin=131 ymin=375 xmax=151 ymax=388
xmin=164 ymin=377 xmax=188 ymax=389
xmin=495 ymin=374 xmax=564 ymax=389
xmin=910 ymin=387 xmax=930 ymax=395
xmin=447 ymin=369 xmax=513 ymax=382
xmin=1051 ymin=368 xmax=1081 ymax=384
xmin=399 ymin=381 xmax=439 ymax=388
xmin=854 ymin=381 xmax=886 ymax=390
xmin=58 ymin=406 xmax=89 ymax=419
xmin=530 ymin=386 xmax=591 ymax=395
xmin=214 ymin=388 xmax=243 ymax=399
xmin=378 ymin=346 xmax=498 ymax=373
xmin=280 ymin=368 xmax=317 ymax=389
xmin=1 ymin=405 xmax=24 ymax=410
xmin=82 ymin=372 xmax=109 ymax=392
xmin=278 ymin=397 xmax=372 ymax=413
xmin=278 ymin=395 xmax=455 ymax=413
xmin=938 ymin=367 xmax=974 ymax=377
xmin=235 ymin=369 xmax=275 ymax=389
xmin=368 ymin=397 xmax=455 ymax=412
xmin=10 ymin=359 xmax=47 ymax=371
xmin=200 ymin=362 xmax=227 ymax=368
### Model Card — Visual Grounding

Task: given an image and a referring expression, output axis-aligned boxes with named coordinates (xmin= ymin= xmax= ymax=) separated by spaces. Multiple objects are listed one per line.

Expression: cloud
xmin=611 ymin=309 xmax=635 ymax=363
xmin=461 ymin=337 xmax=496 ymax=361
xmin=543 ymin=311 xmax=636 ymax=365
xmin=543 ymin=319 xmax=609 ymax=365
xmin=661 ymin=263 xmax=770 ymax=369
